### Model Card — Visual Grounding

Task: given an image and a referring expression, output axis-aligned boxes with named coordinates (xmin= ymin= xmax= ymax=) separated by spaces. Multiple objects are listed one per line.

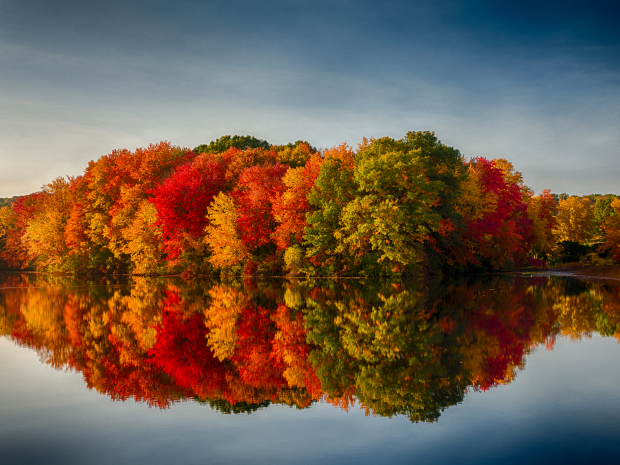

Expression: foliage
xmin=204 ymin=192 xmax=249 ymax=269
xmin=599 ymin=199 xmax=620 ymax=263
xmin=272 ymin=155 xmax=322 ymax=251
xmin=194 ymin=135 xmax=271 ymax=155
xmin=121 ymin=200 xmax=163 ymax=275
xmin=553 ymin=196 xmax=594 ymax=244
xmin=0 ymin=197 xmax=19 ymax=208
xmin=304 ymin=146 xmax=356 ymax=274
xmin=593 ymin=195 xmax=619 ymax=236
xmin=527 ymin=189 xmax=557 ymax=259
xmin=340 ymin=137 xmax=447 ymax=274
xmin=457 ymin=158 xmax=533 ymax=269
xmin=0 ymin=131 xmax=615 ymax=276
xmin=22 ymin=177 xmax=75 ymax=271
xmin=558 ymin=241 xmax=591 ymax=263
xmin=271 ymin=141 xmax=316 ymax=168
xmin=0 ymin=193 xmax=43 ymax=269
xmin=3 ymin=274 xmax=620 ymax=418
xmin=81 ymin=141 xmax=193 ymax=272
xmin=232 ymin=163 xmax=288 ymax=254
xmin=580 ymin=252 xmax=613 ymax=266
xmin=149 ymin=154 xmax=226 ymax=268
xmin=0 ymin=206 xmax=15 ymax=269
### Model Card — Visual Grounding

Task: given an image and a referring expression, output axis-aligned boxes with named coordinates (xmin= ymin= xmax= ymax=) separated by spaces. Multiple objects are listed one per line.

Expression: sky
xmin=1 ymin=0 xmax=619 ymax=197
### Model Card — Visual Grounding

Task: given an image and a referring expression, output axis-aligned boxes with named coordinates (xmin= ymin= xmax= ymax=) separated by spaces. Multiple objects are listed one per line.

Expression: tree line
xmin=1 ymin=131 xmax=618 ymax=276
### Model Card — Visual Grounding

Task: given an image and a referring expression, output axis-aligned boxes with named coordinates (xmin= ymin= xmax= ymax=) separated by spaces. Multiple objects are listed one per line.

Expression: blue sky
xmin=1 ymin=0 xmax=619 ymax=197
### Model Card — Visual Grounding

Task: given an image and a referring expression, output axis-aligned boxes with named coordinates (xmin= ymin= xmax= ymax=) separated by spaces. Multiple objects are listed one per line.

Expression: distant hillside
xmin=0 ymin=197 xmax=19 ymax=208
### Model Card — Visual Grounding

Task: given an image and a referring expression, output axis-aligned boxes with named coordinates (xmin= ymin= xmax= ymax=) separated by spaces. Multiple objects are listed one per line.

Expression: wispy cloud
xmin=1 ymin=0 xmax=619 ymax=196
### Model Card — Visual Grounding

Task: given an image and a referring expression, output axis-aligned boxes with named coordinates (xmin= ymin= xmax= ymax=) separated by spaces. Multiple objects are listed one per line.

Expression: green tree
xmin=194 ymin=135 xmax=271 ymax=155
xmin=593 ymin=195 xmax=619 ymax=238
xmin=340 ymin=137 xmax=446 ymax=275
xmin=398 ymin=131 xmax=466 ymax=271
xmin=304 ymin=153 xmax=356 ymax=274
xmin=304 ymin=132 xmax=465 ymax=276
xmin=0 ymin=197 xmax=19 ymax=208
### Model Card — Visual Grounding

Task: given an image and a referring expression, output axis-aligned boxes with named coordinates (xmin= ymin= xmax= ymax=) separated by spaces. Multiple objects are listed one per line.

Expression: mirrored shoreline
xmin=2 ymin=272 xmax=620 ymax=423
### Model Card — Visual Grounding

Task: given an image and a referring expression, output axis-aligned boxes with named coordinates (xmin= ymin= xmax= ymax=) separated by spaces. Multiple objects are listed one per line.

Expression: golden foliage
xmin=204 ymin=192 xmax=248 ymax=268
xmin=527 ymin=189 xmax=556 ymax=257
xmin=203 ymin=284 xmax=249 ymax=361
xmin=121 ymin=200 xmax=163 ymax=275
xmin=22 ymin=178 xmax=73 ymax=271
xmin=599 ymin=199 xmax=620 ymax=262
xmin=457 ymin=164 xmax=498 ymax=223
xmin=553 ymin=196 xmax=594 ymax=244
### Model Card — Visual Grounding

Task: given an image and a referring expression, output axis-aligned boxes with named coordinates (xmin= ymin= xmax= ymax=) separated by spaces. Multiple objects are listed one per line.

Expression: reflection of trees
xmin=454 ymin=279 xmax=544 ymax=390
xmin=593 ymin=284 xmax=620 ymax=341
xmin=148 ymin=281 xmax=319 ymax=409
xmin=148 ymin=291 xmax=227 ymax=400
xmin=305 ymin=283 xmax=465 ymax=422
xmin=3 ymin=273 xmax=620 ymax=421
xmin=204 ymin=284 xmax=247 ymax=361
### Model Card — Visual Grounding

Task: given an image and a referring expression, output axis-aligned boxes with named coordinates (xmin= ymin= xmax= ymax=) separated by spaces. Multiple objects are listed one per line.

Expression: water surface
xmin=1 ymin=273 xmax=620 ymax=464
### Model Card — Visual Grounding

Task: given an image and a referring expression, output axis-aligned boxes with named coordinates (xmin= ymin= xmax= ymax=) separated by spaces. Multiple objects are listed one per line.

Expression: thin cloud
xmin=1 ymin=0 xmax=619 ymax=196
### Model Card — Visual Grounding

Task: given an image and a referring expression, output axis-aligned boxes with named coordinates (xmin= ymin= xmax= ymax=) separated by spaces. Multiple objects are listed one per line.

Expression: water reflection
xmin=1 ymin=273 xmax=619 ymax=422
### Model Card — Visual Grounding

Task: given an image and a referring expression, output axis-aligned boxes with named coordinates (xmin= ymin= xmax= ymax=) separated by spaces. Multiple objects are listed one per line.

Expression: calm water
xmin=1 ymin=273 xmax=620 ymax=464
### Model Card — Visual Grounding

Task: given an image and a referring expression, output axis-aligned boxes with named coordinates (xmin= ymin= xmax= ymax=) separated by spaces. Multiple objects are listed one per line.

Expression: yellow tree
xmin=527 ymin=189 xmax=557 ymax=258
xmin=272 ymin=142 xmax=315 ymax=168
xmin=0 ymin=206 xmax=15 ymax=268
xmin=204 ymin=192 xmax=248 ymax=269
xmin=553 ymin=196 xmax=594 ymax=244
xmin=23 ymin=177 xmax=74 ymax=271
xmin=121 ymin=200 xmax=163 ymax=275
xmin=599 ymin=198 xmax=620 ymax=262
xmin=82 ymin=142 xmax=191 ymax=270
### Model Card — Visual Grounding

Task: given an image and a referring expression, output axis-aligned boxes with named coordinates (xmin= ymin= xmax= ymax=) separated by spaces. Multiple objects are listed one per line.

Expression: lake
xmin=1 ymin=272 xmax=620 ymax=464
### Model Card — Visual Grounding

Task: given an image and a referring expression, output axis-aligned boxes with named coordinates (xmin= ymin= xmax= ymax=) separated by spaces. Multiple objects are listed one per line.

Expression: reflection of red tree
xmin=271 ymin=304 xmax=322 ymax=400
xmin=147 ymin=291 xmax=316 ymax=407
xmin=148 ymin=292 xmax=226 ymax=400
xmin=232 ymin=303 xmax=286 ymax=391
xmin=87 ymin=351 xmax=181 ymax=408
xmin=10 ymin=320 xmax=44 ymax=353
xmin=63 ymin=294 xmax=86 ymax=353
xmin=465 ymin=287 xmax=537 ymax=390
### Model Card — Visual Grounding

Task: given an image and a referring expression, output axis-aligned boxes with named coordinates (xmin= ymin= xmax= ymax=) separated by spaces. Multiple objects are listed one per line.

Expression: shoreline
xmin=3 ymin=264 xmax=620 ymax=282
xmin=535 ymin=263 xmax=620 ymax=281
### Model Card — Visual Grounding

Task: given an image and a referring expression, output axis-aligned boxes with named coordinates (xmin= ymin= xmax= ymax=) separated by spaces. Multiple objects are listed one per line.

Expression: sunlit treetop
xmin=193 ymin=135 xmax=271 ymax=155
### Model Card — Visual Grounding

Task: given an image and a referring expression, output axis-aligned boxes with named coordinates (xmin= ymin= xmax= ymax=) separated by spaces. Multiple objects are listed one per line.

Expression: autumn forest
xmin=1 ymin=132 xmax=619 ymax=277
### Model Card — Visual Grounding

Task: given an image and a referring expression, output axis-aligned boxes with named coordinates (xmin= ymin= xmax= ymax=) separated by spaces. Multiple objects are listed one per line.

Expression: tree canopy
xmin=1 ymin=131 xmax=616 ymax=275
xmin=194 ymin=135 xmax=271 ymax=155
